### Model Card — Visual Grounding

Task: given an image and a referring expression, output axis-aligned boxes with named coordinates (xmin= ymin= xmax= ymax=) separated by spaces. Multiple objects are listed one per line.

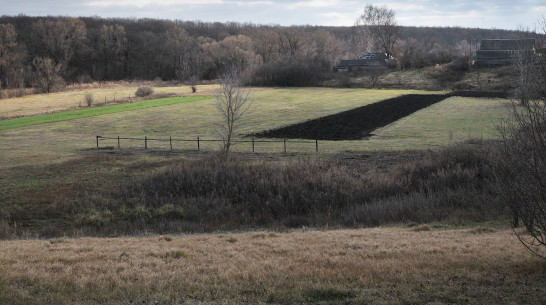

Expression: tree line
xmin=0 ymin=15 xmax=530 ymax=94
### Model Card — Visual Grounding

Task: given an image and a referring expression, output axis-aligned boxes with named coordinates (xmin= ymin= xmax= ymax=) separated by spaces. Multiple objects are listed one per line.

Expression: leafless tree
xmin=202 ymin=35 xmax=261 ymax=80
xmin=100 ymin=24 xmax=127 ymax=79
xmin=166 ymin=24 xmax=203 ymax=81
xmin=0 ymin=23 xmax=26 ymax=91
xmin=251 ymin=27 xmax=280 ymax=64
xmin=355 ymin=4 xmax=400 ymax=58
xmin=277 ymin=27 xmax=311 ymax=59
xmin=495 ymin=17 xmax=546 ymax=258
xmin=32 ymin=57 xmax=64 ymax=93
xmin=215 ymin=69 xmax=252 ymax=156
xmin=31 ymin=18 xmax=87 ymax=78
xmin=365 ymin=66 xmax=387 ymax=88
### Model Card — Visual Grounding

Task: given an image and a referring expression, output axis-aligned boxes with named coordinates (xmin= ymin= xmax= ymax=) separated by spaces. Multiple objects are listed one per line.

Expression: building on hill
xmin=474 ymin=38 xmax=536 ymax=66
xmin=333 ymin=52 xmax=396 ymax=72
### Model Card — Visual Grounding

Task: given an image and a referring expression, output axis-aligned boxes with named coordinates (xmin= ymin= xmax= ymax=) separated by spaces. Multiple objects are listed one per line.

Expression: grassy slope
xmin=0 ymin=84 xmax=219 ymax=118
xmin=0 ymin=87 xmax=537 ymax=304
xmin=0 ymin=88 xmax=439 ymax=168
xmin=368 ymin=96 xmax=511 ymax=150
xmin=0 ymin=227 xmax=544 ymax=304
xmin=0 ymin=96 xmax=213 ymax=131
xmin=0 ymin=88 xmax=512 ymax=215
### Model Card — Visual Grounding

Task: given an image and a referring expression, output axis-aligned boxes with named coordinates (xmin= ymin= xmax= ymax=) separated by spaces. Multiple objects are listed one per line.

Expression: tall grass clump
xmin=84 ymin=92 xmax=94 ymax=107
xmin=135 ymin=86 xmax=154 ymax=97
xmin=58 ymin=145 xmax=504 ymax=237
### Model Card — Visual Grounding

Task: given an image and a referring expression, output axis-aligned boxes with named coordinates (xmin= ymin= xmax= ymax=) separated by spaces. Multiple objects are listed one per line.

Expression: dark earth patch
xmin=250 ymin=91 xmax=507 ymax=141
xmin=250 ymin=94 xmax=448 ymax=141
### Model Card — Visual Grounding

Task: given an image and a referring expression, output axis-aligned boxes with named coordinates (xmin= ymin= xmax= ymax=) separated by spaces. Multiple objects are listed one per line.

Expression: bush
xmin=425 ymin=63 xmax=465 ymax=84
xmin=84 ymin=92 xmax=94 ymax=107
xmin=135 ymin=86 xmax=154 ymax=97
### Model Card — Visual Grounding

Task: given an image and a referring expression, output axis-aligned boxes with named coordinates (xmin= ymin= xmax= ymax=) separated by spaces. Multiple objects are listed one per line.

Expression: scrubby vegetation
xmin=2 ymin=144 xmax=497 ymax=238
xmin=135 ymin=85 xmax=154 ymax=97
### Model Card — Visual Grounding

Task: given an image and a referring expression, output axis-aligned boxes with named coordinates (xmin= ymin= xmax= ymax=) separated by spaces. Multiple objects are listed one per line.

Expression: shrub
xmin=84 ymin=92 xmax=94 ymax=107
xmin=425 ymin=64 xmax=465 ymax=84
xmin=135 ymin=86 xmax=154 ymax=97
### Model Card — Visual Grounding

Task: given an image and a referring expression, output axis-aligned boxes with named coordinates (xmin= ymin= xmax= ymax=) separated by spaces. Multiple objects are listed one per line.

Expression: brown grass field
xmin=0 ymin=227 xmax=544 ymax=304
xmin=0 ymin=83 xmax=220 ymax=119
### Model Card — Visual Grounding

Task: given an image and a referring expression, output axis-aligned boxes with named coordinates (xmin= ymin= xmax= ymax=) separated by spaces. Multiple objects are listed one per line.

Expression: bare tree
xmin=31 ymin=18 xmax=87 ymax=78
xmin=215 ymin=70 xmax=252 ymax=156
xmin=166 ymin=24 xmax=203 ymax=81
xmin=251 ymin=27 xmax=280 ymax=64
xmin=365 ymin=66 xmax=387 ymax=88
xmin=100 ymin=24 xmax=127 ymax=79
xmin=495 ymin=18 xmax=546 ymax=258
xmin=203 ymin=35 xmax=261 ymax=80
xmin=0 ymin=23 xmax=26 ymax=91
xmin=355 ymin=4 xmax=400 ymax=58
xmin=32 ymin=57 xmax=63 ymax=93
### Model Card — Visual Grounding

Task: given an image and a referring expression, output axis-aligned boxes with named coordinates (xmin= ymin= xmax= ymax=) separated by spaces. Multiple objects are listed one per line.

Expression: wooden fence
xmin=96 ymin=135 xmax=320 ymax=153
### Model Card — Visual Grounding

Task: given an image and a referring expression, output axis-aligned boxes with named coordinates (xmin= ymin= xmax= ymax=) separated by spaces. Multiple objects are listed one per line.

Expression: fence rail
xmin=96 ymin=135 xmax=320 ymax=153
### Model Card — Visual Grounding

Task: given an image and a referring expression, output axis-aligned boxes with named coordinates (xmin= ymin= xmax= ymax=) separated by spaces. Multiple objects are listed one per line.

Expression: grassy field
xmin=0 ymin=88 xmax=513 ymax=233
xmin=0 ymin=86 xmax=541 ymax=303
xmin=0 ymin=83 xmax=219 ymax=118
xmin=0 ymin=96 xmax=212 ymax=131
xmin=370 ymin=96 xmax=511 ymax=149
xmin=0 ymin=226 xmax=544 ymax=304
xmin=0 ymin=88 xmax=448 ymax=168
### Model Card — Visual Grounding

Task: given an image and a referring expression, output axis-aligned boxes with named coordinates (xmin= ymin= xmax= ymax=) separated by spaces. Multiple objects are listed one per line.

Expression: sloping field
xmin=252 ymin=94 xmax=449 ymax=140
xmin=252 ymin=91 xmax=509 ymax=141
xmin=0 ymin=88 xmax=513 ymax=228
xmin=0 ymin=84 xmax=219 ymax=118
xmin=0 ymin=88 xmax=434 ymax=169
xmin=0 ymin=227 xmax=543 ymax=304
xmin=0 ymin=96 xmax=212 ymax=131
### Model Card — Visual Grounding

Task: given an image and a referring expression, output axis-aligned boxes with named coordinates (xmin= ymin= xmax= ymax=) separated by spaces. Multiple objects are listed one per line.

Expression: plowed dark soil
xmin=250 ymin=91 xmax=507 ymax=141
xmin=251 ymin=94 xmax=447 ymax=140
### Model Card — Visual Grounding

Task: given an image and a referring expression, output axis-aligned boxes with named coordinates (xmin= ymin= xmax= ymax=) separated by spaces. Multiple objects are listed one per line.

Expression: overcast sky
xmin=1 ymin=0 xmax=544 ymax=30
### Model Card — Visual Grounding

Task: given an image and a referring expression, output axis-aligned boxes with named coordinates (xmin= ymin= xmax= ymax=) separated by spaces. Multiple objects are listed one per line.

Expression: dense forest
xmin=0 ymin=15 xmax=534 ymax=93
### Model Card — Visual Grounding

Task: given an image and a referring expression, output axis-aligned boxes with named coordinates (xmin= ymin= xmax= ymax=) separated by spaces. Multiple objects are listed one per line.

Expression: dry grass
xmin=0 ymin=83 xmax=220 ymax=119
xmin=0 ymin=227 xmax=544 ymax=304
xmin=51 ymin=147 xmax=501 ymax=237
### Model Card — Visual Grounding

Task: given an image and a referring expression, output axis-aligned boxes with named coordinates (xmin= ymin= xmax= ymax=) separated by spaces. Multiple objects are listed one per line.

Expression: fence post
xmin=197 ymin=137 xmax=200 ymax=151
xmin=284 ymin=138 xmax=286 ymax=153
xmin=117 ymin=136 xmax=120 ymax=148
xmin=96 ymin=135 xmax=99 ymax=148
xmin=170 ymin=136 xmax=172 ymax=150
xmin=252 ymin=138 xmax=255 ymax=152
xmin=315 ymin=139 xmax=318 ymax=152
xmin=145 ymin=136 xmax=147 ymax=150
